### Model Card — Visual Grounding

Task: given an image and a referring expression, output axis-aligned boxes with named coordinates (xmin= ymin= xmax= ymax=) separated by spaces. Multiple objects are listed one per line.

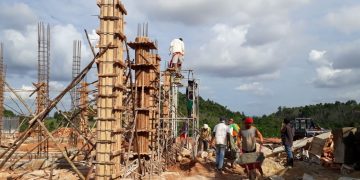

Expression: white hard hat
xmin=203 ymin=124 xmax=209 ymax=129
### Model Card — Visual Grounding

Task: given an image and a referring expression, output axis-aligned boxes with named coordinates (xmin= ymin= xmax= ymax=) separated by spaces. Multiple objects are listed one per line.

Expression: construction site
xmin=0 ymin=0 xmax=359 ymax=180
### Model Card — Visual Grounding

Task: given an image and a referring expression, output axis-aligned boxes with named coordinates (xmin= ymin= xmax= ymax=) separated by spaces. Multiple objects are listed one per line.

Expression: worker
xmin=228 ymin=118 xmax=240 ymax=168
xmin=238 ymin=117 xmax=264 ymax=175
xmin=238 ymin=117 xmax=264 ymax=152
xmin=228 ymin=118 xmax=240 ymax=144
xmin=199 ymin=124 xmax=211 ymax=151
xmin=186 ymin=80 xmax=194 ymax=117
xmin=211 ymin=117 xmax=230 ymax=173
xmin=169 ymin=38 xmax=185 ymax=73
xmin=281 ymin=118 xmax=295 ymax=168
xmin=180 ymin=122 xmax=189 ymax=148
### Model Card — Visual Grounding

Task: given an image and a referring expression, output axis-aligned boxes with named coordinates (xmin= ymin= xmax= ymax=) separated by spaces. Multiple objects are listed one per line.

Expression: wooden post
xmin=96 ymin=0 xmax=127 ymax=179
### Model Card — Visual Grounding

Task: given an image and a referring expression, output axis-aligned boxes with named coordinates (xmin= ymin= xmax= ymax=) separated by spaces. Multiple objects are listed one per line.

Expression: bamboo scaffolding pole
xmin=8 ymin=137 xmax=49 ymax=170
xmin=9 ymin=94 xmax=25 ymax=115
xmin=0 ymin=44 xmax=110 ymax=170
xmin=34 ymin=119 xmax=85 ymax=180
xmin=125 ymin=40 xmax=143 ymax=175
xmin=57 ymin=110 xmax=94 ymax=147
xmin=5 ymin=81 xmax=33 ymax=115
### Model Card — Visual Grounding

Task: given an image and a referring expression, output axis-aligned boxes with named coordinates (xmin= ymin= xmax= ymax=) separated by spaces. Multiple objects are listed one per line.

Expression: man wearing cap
xmin=199 ymin=124 xmax=211 ymax=151
xmin=238 ymin=117 xmax=264 ymax=153
xmin=211 ymin=117 xmax=230 ymax=172
xmin=238 ymin=117 xmax=264 ymax=175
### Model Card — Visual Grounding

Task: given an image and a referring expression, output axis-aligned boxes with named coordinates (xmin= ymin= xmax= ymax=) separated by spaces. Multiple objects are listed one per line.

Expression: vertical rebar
xmin=71 ymin=40 xmax=81 ymax=110
xmin=37 ymin=22 xmax=50 ymax=158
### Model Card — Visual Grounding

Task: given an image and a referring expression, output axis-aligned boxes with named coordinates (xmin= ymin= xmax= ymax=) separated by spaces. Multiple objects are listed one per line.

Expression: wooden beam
xmin=35 ymin=119 xmax=85 ymax=180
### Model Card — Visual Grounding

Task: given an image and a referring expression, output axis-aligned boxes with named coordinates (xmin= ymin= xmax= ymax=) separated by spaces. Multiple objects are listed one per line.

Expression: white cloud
xmin=326 ymin=5 xmax=360 ymax=33
xmin=135 ymin=0 xmax=309 ymax=26
xmin=190 ymin=24 xmax=282 ymax=78
xmin=0 ymin=2 xmax=37 ymax=31
xmin=313 ymin=66 xmax=353 ymax=88
xmin=309 ymin=40 xmax=360 ymax=88
xmin=235 ymin=82 xmax=270 ymax=96
xmin=51 ymin=24 xmax=93 ymax=81
xmin=1 ymin=25 xmax=38 ymax=73
xmin=49 ymin=81 xmax=65 ymax=91
xmin=308 ymin=50 xmax=331 ymax=66
xmin=1 ymin=23 xmax=93 ymax=82
xmin=6 ymin=84 xmax=35 ymax=101
xmin=88 ymin=29 xmax=99 ymax=52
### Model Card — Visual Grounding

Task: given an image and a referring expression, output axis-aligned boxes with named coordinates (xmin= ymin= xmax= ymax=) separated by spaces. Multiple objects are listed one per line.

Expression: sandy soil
xmin=162 ymin=157 xmax=360 ymax=180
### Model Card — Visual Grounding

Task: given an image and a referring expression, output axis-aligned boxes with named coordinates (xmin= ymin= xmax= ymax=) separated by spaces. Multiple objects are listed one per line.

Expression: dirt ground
xmin=0 ymin=169 xmax=78 ymax=179
xmin=0 ymin=157 xmax=358 ymax=179
xmin=161 ymin=157 xmax=360 ymax=180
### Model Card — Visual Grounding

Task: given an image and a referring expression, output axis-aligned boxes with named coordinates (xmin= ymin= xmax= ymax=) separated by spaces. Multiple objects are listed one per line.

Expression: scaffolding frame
xmin=160 ymin=69 xmax=200 ymax=160
xmin=0 ymin=1 xmax=202 ymax=179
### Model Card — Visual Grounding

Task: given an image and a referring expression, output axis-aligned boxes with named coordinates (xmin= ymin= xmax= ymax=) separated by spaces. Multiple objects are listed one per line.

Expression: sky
xmin=1 ymin=0 xmax=360 ymax=116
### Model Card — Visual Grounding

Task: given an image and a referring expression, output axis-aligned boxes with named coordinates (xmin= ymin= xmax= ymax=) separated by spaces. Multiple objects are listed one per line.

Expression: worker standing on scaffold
xmin=169 ymin=38 xmax=185 ymax=76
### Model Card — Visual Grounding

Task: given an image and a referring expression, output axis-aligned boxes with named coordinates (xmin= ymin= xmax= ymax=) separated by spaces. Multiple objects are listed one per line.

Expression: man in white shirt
xmin=169 ymin=38 xmax=185 ymax=73
xmin=211 ymin=117 xmax=230 ymax=172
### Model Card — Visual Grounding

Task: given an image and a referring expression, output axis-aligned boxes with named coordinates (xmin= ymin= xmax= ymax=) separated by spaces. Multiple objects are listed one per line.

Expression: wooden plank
xmin=269 ymin=132 xmax=331 ymax=156
xmin=309 ymin=137 xmax=327 ymax=156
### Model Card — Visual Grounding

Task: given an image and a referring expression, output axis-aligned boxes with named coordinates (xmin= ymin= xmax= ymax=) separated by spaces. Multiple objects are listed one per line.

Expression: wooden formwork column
xmin=96 ymin=0 xmax=126 ymax=179
xmin=149 ymin=53 xmax=160 ymax=156
xmin=128 ymin=37 xmax=157 ymax=155
xmin=162 ymin=71 xmax=171 ymax=135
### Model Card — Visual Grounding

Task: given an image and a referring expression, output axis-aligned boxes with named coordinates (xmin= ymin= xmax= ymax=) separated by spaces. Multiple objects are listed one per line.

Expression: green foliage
xmin=44 ymin=118 xmax=58 ymax=132
xmin=178 ymin=92 xmax=245 ymax=130
xmin=257 ymin=100 xmax=360 ymax=137
xmin=19 ymin=117 xmax=29 ymax=132
xmin=254 ymin=115 xmax=282 ymax=137
xmin=4 ymin=109 xmax=15 ymax=117
xmin=179 ymin=94 xmax=360 ymax=138
xmin=272 ymin=100 xmax=360 ymax=129
xmin=18 ymin=117 xmax=59 ymax=132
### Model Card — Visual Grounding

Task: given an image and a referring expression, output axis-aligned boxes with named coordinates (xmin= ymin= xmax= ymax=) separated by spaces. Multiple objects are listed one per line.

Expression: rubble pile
xmin=52 ymin=128 xmax=74 ymax=138
xmin=152 ymin=128 xmax=360 ymax=179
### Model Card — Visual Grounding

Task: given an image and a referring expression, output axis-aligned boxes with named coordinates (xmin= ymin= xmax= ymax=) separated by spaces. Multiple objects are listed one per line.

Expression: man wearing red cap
xmin=238 ymin=117 xmax=264 ymax=153
xmin=238 ymin=117 xmax=264 ymax=175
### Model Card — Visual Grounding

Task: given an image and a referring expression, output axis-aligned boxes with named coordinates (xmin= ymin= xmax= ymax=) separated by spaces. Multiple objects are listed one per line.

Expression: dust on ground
xmin=161 ymin=157 xmax=360 ymax=180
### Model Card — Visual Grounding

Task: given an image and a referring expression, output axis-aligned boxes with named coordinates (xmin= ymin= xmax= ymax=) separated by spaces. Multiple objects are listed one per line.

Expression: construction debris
xmin=52 ymin=128 xmax=74 ymax=138
xmin=269 ymin=132 xmax=331 ymax=156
